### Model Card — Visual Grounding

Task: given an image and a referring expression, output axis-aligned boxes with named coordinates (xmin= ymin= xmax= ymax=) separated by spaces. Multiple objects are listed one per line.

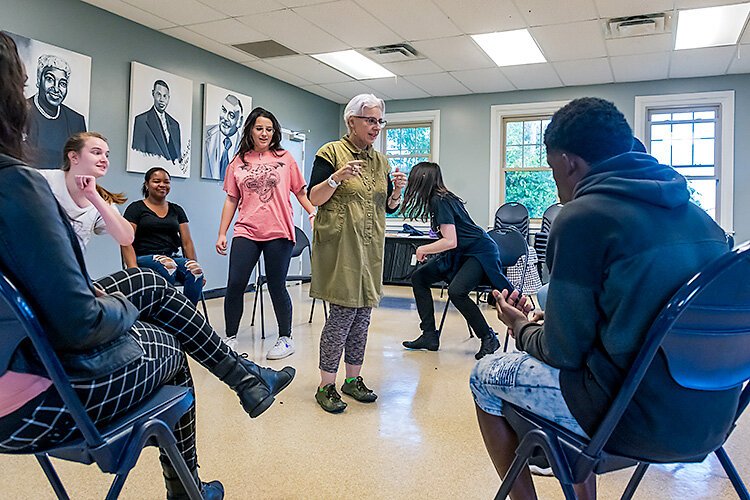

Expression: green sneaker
xmin=341 ymin=376 xmax=378 ymax=403
xmin=315 ymin=383 xmax=347 ymax=413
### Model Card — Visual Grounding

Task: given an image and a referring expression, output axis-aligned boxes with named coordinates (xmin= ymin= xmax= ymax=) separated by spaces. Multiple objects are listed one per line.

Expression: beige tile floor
xmin=1 ymin=284 xmax=747 ymax=499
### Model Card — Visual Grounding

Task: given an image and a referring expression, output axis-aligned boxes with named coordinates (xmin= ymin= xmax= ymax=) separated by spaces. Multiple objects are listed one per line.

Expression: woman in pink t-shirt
xmin=216 ymin=107 xmax=315 ymax=360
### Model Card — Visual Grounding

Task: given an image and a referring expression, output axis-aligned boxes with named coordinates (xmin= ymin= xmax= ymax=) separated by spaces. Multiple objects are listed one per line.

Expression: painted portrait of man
xmin=203 ymin=94 xmax=243 ymax=180
xmin=131 ymin=79 xmax=182 ymax=163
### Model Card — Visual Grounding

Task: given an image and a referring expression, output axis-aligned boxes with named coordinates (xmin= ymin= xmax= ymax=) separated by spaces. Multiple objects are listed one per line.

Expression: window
xmin=646 ymin=107 xmax=720 ymax=220
xmin=635 ymin=91 xmax=734 ymax=232
xmin=490 ymin=101 xmax=569 ymax=224
xmin=377 ymin=110 xmax=440 ymax=221
xmin=503 ymin=116 xmax=558 ymax=219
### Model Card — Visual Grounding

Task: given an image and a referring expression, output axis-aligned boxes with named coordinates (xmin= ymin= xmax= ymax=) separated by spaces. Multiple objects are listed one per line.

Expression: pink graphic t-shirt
xmin=223 ymin=149 xmax=305 ymax=242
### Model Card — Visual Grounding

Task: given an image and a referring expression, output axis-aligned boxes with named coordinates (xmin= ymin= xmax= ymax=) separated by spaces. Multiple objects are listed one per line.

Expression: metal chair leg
xmin=716 ymin=446 xmax=750 ymax=500
xmin=621 ymin=463 xmax=649 ymax=500
xmin=309 ymin=298 xmax=316 ymax=323
xmin=36 ymin=454 xmax=70 ymax=500
xmin=438 ymin=299 xmax=450 ymax=334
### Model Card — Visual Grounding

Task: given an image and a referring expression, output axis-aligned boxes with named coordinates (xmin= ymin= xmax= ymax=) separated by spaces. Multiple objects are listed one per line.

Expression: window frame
xmin=489 ymin=100 xmax=569 ymax=225
xmin=635 ymin=91 xmax=734 ymax=233
xmin=376 ymin=110 xmax=440 ymax=226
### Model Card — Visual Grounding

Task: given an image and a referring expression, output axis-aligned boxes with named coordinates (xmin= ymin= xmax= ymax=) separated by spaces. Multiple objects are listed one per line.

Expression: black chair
xmin=251 ymin=226 xmax=326 ymax=337
xmin=494 ymin=202 xmax=530 ymax=241
xmin=437 ymin=227 xmax=528 ymax=343
xmin=495 ymin=241 xmax=750 ymax=500
xmin=0 ymin=270 xmax=200 ymax=500
xmin=533 ymin=203 xmax=563 ymax=283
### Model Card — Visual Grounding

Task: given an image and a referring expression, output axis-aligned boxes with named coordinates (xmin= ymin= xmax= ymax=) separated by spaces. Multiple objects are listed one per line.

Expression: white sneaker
xmin=222 ymin=335 xmax=238 ymax=351
xmin=267 ymin=336 xmax=295 ymax=360
xmin=529 ymin=464 xmax=554 ymax=477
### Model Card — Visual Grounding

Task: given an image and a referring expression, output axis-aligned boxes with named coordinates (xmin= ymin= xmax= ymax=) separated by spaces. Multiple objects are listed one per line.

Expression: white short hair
xmin=36 ymin=54 xmax=71 ymax=83
xmin=343 ymin=93 xmax=385 ymax=133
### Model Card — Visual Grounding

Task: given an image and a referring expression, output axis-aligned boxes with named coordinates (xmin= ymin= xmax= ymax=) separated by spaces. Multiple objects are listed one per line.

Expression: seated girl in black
xmin=121 ymin=167 xmax=204 ymax=305
xmin=401 ymin=162 xmax=512 ymax=359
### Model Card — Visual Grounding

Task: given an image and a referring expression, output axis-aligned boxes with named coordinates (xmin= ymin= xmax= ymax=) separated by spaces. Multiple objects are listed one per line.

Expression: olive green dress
xmin=310 ymin=135 xmax=391 ymax=308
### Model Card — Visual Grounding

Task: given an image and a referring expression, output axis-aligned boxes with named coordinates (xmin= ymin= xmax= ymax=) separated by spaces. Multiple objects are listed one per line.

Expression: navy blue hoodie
xmin=516 ymin=152 xmax=739 ymax=460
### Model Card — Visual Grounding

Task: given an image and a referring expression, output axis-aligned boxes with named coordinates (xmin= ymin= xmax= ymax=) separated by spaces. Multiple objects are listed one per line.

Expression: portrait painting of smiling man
xmin=202 ymin=83 xmax=253 ymax=181
xmin=5 ymin=31 xmax=91 ymax=169
xmin=127 ymin=62 xmax=193 ymax=178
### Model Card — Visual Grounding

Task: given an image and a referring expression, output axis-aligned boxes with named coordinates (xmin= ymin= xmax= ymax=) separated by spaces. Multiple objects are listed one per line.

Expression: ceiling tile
xmin=514 ymin=0 xmax=598 ymax=26
xmin=301 ymin=84 xmax=349 ymax=103
xmin=322 ymin=81 xmax=383 ymax=100
xmin=186 ymin=18 xmax=266 ymax=45
xmin=412 ymin=36 xmax=495 ymax=71
xmin=243 ymin=60 xmax=314 ymax=87
xmin=354 ymin=0 xmax=461 ymax=41
xmin=83 ymin=0 xmax=176 ymax=30
xmin=727 ymin=45 xmax=750 ymax=74
xmin=278 ymin=0 xmax=333 ymax=6
xmin=264 ymin=55 xmax=353 ymax=84
xmin=669 ymin=46 xmax=736 ymax=78
xmin=404 ymin=72 xmax=471 ymax=96
xmin=553 ymin=58 xmax=613 ymax=85
xmin=197 ymin=0 xmax=286 ymax=16
xmin=605 ymin=33 xmax=674 ymax=57
xmin=382 ymin=58 xmax=444 ymax=76
xmin=124 ymin=0 xmax=227 ymax=26
xmin=365 ymin=77 xmax=430 ymax=100
xmin=161 ymin=27 xmax=258 ymax=62
xmin=238 ymin=10 xmax=348 ymax=54
xmin=431 ymin=0 xmax=527 ymax=34
xmin=674 ymin=0 xmax=745 ymax=8
xmin=294 ymin=1 xmax=402 ymax=48
xmin=450 ymin=68 xmax=516 ymax=93
xmin=594 ymin=0 xmax=675 ymax=19
xmin=532 ymin=20 xmax=607 ymax=62
xmin=610 ymin=52 xmax=669 ymax=81
xmin=501 ymin=63 xmax=563 ymax=89
xmin=741 ymin=25 xmax=750 ymax=44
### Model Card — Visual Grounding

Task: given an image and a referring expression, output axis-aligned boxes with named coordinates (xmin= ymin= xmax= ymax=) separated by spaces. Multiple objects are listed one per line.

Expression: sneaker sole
xmin=402 ymin=344 xmax=439 ymax=352
xmin=266 ymin=347 xmax=295 ymax=360
xmin=247 ymin=367 xmax=296 ymax=418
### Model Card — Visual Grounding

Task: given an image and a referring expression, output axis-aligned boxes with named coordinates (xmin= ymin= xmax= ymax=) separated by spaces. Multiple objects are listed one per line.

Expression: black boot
xmin=212 ymin=352 xmax=295 ymax=418
xmin=403 ymin=330 xmax=440 ymax=351
xmin=162 ymin=460 xmax=224 ymax=500
xmin=475 ymin=330 xmax=500 ymax=360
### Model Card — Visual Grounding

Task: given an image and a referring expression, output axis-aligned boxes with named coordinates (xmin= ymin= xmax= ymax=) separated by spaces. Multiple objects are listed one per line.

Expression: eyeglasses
xmin=355 ymin=116 xmax=387 ymax=127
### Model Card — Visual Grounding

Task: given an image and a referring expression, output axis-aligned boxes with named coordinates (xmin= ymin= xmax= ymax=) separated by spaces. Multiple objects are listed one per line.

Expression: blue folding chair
xmin=0 ymin=270 xmax=202 ymax=500
xmin=496 ymin=241 xmax=750 ymax=500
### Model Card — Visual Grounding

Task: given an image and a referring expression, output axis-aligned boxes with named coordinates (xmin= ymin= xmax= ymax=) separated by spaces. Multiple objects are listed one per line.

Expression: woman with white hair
xmin=308 ymin=94 xmax=407 ymax=413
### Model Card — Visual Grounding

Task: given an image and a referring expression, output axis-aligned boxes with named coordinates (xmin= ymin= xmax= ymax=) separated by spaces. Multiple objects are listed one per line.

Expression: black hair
xmin=237 ymin=107 xmax=284 ymax=159
xmin=142 ymin=166 xmax=170 ymax=197
xmin=544 ymin=97 xmax=633 ymax=164
xmin=400 ymin=162 xmax=461 ymax=228
xmin=153 ymin=79 xmax=169 ymax=91
xmin=0 ymin=32 xmax=29 ymax=161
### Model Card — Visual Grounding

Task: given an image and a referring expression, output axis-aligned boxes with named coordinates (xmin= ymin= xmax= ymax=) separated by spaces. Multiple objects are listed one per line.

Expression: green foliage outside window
xmin=505 ymin=171 xmax=558 ymax=219
xmin=385 ymin=125 xmax=431 ymax=218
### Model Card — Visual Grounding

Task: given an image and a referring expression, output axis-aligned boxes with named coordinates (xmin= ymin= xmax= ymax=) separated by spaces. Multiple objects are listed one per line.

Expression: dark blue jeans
xmin=136 ymin=255 xmax=204 ymax=305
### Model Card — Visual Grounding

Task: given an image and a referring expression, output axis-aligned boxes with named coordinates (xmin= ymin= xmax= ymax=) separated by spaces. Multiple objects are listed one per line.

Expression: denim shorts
xmin=470 ymin=351 xmax=588 ymax=438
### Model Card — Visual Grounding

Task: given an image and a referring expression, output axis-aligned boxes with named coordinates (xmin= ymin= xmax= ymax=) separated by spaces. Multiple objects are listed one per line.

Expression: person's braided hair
xmin=544 ymin=97 xmax=633 ymax=164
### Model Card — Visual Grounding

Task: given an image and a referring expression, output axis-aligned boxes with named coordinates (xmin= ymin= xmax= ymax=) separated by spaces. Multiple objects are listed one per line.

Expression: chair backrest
xmin=291 ymin=226 xmax=311 ymax=259
xmin=494 ymin=202 xmax=530 ymax=239
xmin=0 ymin=270 xmax=106 ymax=450
xmin=487 ymin=227 xmax=528 ymax=271
xmin=541 ymin=203 xmax=564 ymax=233
xmin=586 ymin=241 xmax=750 ymax=456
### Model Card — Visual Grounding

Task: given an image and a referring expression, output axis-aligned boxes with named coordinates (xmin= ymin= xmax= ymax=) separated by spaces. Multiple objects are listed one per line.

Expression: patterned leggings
xmin=0 ymin=268 xmax=232 ymax=471
xmin=319 ymin=304 xmax=372 ymax=373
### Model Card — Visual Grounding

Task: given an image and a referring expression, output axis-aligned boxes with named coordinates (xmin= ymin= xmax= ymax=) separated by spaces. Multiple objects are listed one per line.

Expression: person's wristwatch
xmin=327 ymin=175 xmax=341 ymax=188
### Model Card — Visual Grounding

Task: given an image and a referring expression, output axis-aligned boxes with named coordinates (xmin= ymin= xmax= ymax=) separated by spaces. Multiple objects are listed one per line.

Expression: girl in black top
xmin=400 ymin=162 xmax=512 ymax=359
xmin=121 ymin=167 xmax=205 ymax=305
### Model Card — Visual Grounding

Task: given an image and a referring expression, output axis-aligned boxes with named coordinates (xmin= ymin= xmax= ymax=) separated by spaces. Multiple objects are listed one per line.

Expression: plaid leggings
xmin=0 ymin=268 xmax=231 ymax=471
xmin=318 ymin=304 xmax=372 ymax=373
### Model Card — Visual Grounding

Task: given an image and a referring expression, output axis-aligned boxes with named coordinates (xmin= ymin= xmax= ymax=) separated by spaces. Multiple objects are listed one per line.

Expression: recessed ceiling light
xmin=472 ymin=29 xmax=546 ymax=67
xmin=675 ymin=2 xmax=750 ymax=50
xmin=311 ymin=50 xmax=395 ymax=80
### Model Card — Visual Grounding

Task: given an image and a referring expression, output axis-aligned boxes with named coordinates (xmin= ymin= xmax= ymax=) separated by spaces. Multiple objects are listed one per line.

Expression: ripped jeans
xmin=136 ymin=255 xmax=204 ymax=306
xmin=470 ymin=352 xmax=588 ymax=437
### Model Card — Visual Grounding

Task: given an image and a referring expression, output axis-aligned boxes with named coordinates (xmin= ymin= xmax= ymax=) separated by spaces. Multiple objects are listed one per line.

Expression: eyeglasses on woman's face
xmin=355 ymin=116 xmax=387 ymax=127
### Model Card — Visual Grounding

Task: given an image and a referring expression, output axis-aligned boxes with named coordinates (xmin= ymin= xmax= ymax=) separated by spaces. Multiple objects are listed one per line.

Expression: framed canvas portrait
xmin=126 ymin=62 xmax=193 ymax=178
xmin=5 ymin=31 xmax=91 ymax=170
xmin=201 ymin=83 xmax=252 ymax=181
